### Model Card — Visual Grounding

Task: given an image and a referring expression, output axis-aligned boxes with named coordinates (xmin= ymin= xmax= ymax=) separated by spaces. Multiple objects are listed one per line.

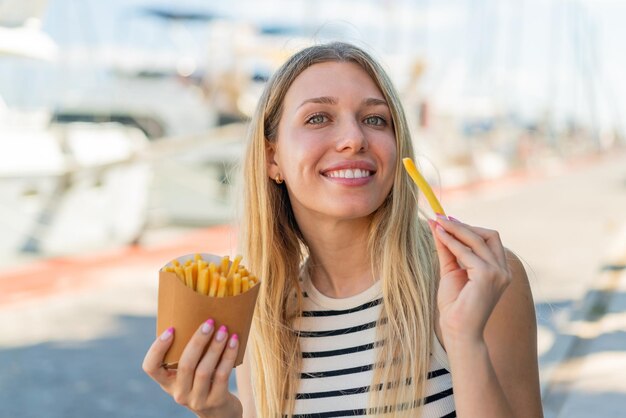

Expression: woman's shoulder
xmin=485 ymin=248 xmax=535 ymax=338
xmin=491 ymin=248 xmax=534 ymax=321
xmin=485 ymin=249 xmax=542 ymax=413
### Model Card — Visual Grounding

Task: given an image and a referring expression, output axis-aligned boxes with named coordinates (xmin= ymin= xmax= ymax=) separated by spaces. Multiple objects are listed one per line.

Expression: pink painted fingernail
xmin=229 ymin=334 xmax=239 ymax=349
xmin=160 ymin=327 xmax=174 ymax=341
xmin=435 ymin=223 xmax=446 ymax=234
xmin=216 ymin=325 xmax=228 ymax=342
xmin=448 ymin=216 xmax=461 ymax=223
xmin=201 ymin=319 xmax=214 ymax=335
xmin=436 ymin=213 xmax=448 ymax=220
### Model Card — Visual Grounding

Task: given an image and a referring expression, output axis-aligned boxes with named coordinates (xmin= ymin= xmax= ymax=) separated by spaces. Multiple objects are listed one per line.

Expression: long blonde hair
xmin=241 ymin=42 xmax=440 ymax=417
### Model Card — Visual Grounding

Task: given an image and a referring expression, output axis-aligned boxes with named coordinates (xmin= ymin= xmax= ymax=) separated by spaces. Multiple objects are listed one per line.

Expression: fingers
xmin=433 ymin=221 xmax=487 ymax=270
xmin=175 ymin=319 xmax=217 ymax=398
xmin=205 ymin=332 xmax=240 ymax=403
xmin=145 ymin=320 xmax=240 ymax=413
xmin=433 ymin=216 xmax=512 ymax=289
xmin=143 ymin=327 xmax=176 ymax=386
xmin=448 ymin=216 xmax=508 ymax=267
xmin=427 ymin=219 xmax=460 ymax=273
xmin=191 ymin=325 xmax=236 ymax=399
xmin=435 ymin=216 xmax=501 ymax=268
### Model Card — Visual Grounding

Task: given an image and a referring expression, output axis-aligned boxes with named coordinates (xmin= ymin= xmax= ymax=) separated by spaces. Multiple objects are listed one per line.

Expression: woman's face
xmin=267 ymin=61 xmax=397 ymax=224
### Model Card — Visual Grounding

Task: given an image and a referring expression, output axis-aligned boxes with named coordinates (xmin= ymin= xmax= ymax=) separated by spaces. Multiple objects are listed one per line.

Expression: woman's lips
xmin=324 ymin=168 xmax=372 ymax=179
xmin=322 ymin=168 xmax=374 ymax=186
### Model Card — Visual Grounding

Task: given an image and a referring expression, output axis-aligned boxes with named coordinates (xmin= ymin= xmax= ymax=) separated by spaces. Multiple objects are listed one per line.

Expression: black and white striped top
xmin=291 ymin=276 xmax=456 ymax=418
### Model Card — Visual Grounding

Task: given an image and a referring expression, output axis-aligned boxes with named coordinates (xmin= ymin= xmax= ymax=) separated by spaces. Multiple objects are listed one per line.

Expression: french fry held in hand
xmin=402 ymin=157 xmax=446 ymax=216
xmin=161 ymin=254 xmax=259 ymax=297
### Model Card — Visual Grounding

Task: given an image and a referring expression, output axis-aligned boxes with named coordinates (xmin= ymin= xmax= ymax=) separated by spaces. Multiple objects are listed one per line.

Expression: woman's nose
xmin=335 ymin=118 xmax=368 ymax=153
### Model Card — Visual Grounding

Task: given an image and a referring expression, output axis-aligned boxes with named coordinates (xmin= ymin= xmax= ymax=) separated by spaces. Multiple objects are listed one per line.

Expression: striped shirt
xmin=291 ymin=276 xmax=456 ymax=417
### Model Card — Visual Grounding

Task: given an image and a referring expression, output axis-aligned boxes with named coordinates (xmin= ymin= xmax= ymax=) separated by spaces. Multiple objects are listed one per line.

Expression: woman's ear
xmin=266 ymin=141 xmax=280 ymax=180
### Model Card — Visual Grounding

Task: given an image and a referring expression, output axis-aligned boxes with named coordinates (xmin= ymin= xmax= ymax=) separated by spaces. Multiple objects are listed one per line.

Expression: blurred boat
xmin=0 ymin=108 xmax=152 ymax=258
xmin=0 ymin=0 xmax=56 ymax=61
xmin=0 ymin=1 xmax=151 ymax=259
xmin=0 ymin=1 xmax=248 ymax=261
xmin=0 ymin=100 xmax=245 ymax=260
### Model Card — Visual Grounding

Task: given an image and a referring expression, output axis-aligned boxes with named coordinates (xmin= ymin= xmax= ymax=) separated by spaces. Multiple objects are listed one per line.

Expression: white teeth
xmin=326 ymin=169 xmax=371 ymax=179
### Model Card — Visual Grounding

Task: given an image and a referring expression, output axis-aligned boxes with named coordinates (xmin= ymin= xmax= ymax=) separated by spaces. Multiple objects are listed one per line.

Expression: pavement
xmin=0 ymin=227 xmax=238 ymax=418
xmin=0 ymin=150 xmax=625 ymax=418
xmin=442 ymin=150 xmax=626 ymax=417
xmin=540 ymin=224 xmax=626 ymax=418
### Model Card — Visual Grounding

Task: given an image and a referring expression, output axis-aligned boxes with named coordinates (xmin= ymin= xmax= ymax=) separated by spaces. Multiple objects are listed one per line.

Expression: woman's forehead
xmin=283 ymin=61 xmax=385 ymax=106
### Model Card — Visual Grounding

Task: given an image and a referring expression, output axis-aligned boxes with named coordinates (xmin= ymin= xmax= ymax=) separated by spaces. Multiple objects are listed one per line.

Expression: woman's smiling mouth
xmin=324 ymin=168 xmax=372 ymax=179
xmin=321 ymin=162 xmax=377 ymax=185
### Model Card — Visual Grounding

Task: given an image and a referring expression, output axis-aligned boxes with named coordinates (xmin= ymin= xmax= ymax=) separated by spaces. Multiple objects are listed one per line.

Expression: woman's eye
xmin=307 ymin=114 xmax=328 ymax=125
xmin=364 ymin=115 xmax=386 ymax=126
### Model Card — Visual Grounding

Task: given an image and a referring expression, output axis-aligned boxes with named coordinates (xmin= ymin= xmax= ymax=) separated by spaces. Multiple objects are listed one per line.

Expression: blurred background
xmin=1 ymin=0 xmax=625 ymax=417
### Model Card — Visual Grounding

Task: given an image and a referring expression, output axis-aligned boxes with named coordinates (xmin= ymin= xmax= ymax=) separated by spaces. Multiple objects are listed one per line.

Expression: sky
xmin=2 ymin=0 xmax=625 ymax=134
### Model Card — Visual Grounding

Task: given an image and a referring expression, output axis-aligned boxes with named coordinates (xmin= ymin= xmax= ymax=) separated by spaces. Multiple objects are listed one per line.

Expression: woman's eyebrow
xmin=298 ymin=96 xmax=338 ymax=108
xmin=297 ymin=96 xmax=388 ymax=109
xmin=363 ymin=97 xmax=388 ymax=107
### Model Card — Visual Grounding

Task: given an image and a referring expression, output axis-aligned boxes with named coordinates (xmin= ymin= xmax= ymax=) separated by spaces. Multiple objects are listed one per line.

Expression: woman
xmin=143 ymin=42 xmax=543 ymax=417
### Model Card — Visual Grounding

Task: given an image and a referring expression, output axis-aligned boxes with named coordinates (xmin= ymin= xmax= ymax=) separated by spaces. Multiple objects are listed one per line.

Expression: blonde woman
xmin=143 ymin=42 xmax=543 ymax=418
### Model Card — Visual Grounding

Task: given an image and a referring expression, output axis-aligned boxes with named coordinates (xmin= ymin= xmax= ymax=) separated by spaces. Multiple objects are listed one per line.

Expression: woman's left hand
xmin=428 ymin=215 xmax=513 ymax=346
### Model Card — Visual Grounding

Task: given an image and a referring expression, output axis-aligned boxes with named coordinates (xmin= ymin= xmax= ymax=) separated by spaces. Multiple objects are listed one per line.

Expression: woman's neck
xmin=300 ymin=217 xmax=376 ymax=298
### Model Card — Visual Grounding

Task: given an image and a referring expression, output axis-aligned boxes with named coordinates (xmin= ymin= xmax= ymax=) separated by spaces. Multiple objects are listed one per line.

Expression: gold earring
xmin=275 ymin=174 xmax=284 ymax=184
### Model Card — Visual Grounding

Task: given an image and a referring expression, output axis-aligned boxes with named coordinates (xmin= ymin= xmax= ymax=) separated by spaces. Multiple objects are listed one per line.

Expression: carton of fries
xmin=157 ymin=253 xmax=260 ymax=368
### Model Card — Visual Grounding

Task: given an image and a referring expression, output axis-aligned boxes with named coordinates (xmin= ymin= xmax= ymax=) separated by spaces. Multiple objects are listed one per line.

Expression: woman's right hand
xmin=142 ymin=319 xmax=243 ymax=418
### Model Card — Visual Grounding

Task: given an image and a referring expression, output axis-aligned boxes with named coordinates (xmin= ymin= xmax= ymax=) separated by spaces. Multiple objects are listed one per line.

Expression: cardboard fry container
xmin=157 ymin=253 xmax=260 ymax=368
